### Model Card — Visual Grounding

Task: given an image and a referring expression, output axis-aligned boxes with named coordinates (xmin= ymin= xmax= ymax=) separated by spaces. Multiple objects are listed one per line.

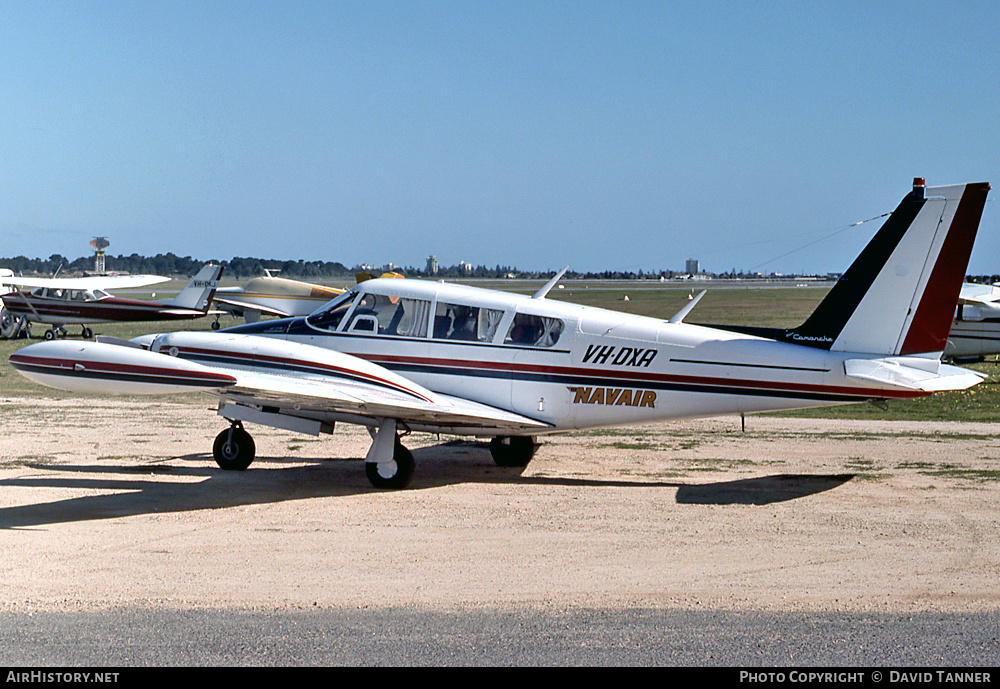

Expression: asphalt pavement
xmin=1 ymin=606 xmax=997 ymax=667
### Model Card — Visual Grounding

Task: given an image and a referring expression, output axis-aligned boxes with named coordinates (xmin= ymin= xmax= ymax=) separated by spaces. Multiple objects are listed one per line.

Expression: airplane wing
xmin=959 ymin=282 xmax=1000 ymax=305
xmin=220 ymin=368 xmax=549 ymax=433
xmin=212 ymin=294 xmax=293 ymax=318
xmin=10 ymin=333 xmax=551 ymax=435
xmin=0 ymin=274 xmax=171 ymax=290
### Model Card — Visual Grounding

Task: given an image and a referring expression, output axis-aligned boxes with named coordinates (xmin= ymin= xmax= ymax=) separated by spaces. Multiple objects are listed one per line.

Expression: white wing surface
xmin=212 ymin=294 xmax=293 ymax=317
xmin=10 ymin=333 xmax=551 ymax=434
xmin=0 ymin=274 xmax=170 ymax=290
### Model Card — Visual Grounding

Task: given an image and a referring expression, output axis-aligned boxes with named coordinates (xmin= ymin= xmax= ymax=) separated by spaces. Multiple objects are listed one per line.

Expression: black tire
xmin=365 ymin=440 xmax=414 ymax=489
xmin=489 ymin=436 xmax=537 ymax=467
xmin=43 ymin=329 xmax=55 ymax=341
xmin=213 ymin=427 xmax=256 ymax=471
xmin=81 ymin=327 xmax=93 ymax=339
xmin=0 ymin=307 xmax=14 ymax=339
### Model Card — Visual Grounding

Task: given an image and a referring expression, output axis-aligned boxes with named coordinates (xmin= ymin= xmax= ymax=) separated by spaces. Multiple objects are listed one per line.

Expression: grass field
xmin=2 ymin=280 xmax=997 ymax=422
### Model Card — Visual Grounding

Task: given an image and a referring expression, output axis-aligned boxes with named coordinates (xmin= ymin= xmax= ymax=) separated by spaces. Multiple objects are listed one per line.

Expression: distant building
xmin=426 ymin=255 xmax=439 ymax=275
xmin=685 ymin=258 xmax=700 ymax=275
xmin=459 ymin=261 xmax=473 ymax=275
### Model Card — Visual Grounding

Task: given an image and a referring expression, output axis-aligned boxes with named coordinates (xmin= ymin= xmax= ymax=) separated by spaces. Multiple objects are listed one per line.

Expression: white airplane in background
xmin=947 ymin=282 xmax=1000 ymax=362
xmin=2 ymin=265 xmax=223 ymax=340
xmin=211 ymin=271 xmax=402 ymax=326
xmin=9 ymin=179 xmax=991 ymax=489
xmin=0 ymin=271 xmax=171 ymax=339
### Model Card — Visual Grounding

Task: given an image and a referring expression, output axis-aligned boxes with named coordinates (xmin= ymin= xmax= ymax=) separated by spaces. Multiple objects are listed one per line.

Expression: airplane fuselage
xmin=218 ymin=278 xmax=927 ymax=433
xmin=1 ymin=291 xmax=205 ymax=326
xmin=214 ymin=277 xmax=345 ymax=320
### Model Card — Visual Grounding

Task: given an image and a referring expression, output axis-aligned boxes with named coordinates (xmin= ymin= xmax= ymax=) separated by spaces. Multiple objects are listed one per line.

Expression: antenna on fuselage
xmin=668 ymin=290 xmax=707 ymax=323
xmin=532 ymin=266 xmax=569 ymax=299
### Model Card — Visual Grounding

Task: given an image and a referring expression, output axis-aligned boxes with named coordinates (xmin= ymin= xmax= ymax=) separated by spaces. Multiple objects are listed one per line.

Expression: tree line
xmin=9 ymin=252 xmax=989 ymax=283
xmin=0 ymin=253 xmax=685 ymax=280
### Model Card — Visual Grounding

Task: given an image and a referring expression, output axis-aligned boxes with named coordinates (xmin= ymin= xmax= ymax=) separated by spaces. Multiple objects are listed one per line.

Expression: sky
xmin=2 ymin=1 xmax=999 ymax=275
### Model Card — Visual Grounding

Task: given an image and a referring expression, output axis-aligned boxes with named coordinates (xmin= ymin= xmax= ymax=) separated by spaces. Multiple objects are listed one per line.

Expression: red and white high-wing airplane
xmin=9 ymin=179 xmax=991 ymax=489
xmin=0 ymin=270 xmax=171 ymax=339
xmin=1 ymin=264 xmax=223 ymax=339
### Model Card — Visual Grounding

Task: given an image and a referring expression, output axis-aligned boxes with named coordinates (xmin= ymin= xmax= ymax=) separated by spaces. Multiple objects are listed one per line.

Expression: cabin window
xmin=391 ymin=298 xmax=432 ymax=338
xmin=432 ymin=302 xmax=504 ymax=342
xmin=504 ymin=313 xmax=565 ymax=347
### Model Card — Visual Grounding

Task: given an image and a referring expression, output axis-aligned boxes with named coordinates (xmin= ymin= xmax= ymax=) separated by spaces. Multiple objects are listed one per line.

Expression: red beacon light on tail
xmin=913 ymin=177 xmax=926 ymax=199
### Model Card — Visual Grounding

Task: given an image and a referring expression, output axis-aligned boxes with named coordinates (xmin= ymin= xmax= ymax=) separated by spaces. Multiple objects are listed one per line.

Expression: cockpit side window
xmin=308 ymin=289 xmax=433 ymax=337
xmin=432 ymin=302 xmax=504 ymax=342
xmin=504 ymin=313 xmax=565 ymax=347
xmin=348 ymin=294 xmax=432 ymax=337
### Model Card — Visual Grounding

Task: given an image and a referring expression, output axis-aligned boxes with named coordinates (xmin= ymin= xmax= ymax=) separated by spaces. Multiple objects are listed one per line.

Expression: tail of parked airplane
xmin=165 ymin=263 xmax=224 ymax=312
xmin=783 ymin=179 xmax=990 ymax=356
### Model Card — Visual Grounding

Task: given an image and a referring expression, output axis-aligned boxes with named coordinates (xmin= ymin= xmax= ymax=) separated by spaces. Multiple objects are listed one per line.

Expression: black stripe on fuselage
xmin=669 ymin=358 xmax=829 ymax=373
xmin=369 ymin=360 xmax=878 ymax=403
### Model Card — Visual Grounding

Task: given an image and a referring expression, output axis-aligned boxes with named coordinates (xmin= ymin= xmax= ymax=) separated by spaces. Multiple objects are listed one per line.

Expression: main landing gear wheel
xmin=213 ymin=423 xmax=256 ymax=471
xmin=81 ymin=326 xmax=93 ymax=339
xmin=365 ymin=439 xmax=414 ymax=490
xmin=489 ymin=436 xmax=537 ymax=468
xmin=0 ymin=307 xmax=15 ymax=339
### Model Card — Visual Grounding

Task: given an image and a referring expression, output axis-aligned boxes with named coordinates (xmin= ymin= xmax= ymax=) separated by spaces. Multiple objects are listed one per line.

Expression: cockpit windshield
xmin=305 ymin=289 xmax=358 ymax=332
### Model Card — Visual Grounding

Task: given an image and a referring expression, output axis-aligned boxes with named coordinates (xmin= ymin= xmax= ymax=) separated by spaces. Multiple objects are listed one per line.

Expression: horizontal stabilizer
xmin=844 ymin=357 xmax=984 ymax=392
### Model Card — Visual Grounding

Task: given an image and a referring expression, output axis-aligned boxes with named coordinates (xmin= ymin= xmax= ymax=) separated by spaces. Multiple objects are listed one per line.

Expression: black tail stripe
xmin=785 ymin=191 xmax=926 ymax=349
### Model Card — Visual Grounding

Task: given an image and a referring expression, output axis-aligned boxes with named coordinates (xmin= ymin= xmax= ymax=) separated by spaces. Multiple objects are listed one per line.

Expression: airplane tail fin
xmin=165 ymin=263 xmax=224 ymax=312
xmin=786 ymin=179 xmax=990 ymax=356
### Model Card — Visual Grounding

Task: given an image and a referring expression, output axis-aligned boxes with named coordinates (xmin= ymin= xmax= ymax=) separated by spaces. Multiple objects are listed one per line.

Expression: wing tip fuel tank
xmin=10 ymin=340 xmax=238 ymax=395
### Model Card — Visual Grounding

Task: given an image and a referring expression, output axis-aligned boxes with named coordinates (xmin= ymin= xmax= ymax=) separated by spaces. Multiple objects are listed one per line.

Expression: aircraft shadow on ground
xmin=0 ymin=444 xmax=855 ymax=528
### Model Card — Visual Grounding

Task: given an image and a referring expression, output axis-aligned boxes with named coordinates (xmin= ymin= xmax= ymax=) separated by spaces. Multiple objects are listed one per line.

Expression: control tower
xmin=90 ymin=237 xmax=109 ymax=274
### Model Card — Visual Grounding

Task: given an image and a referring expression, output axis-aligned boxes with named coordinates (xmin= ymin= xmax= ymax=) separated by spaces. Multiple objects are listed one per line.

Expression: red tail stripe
xmin=900 ymin=182 xmax=991 ymax=355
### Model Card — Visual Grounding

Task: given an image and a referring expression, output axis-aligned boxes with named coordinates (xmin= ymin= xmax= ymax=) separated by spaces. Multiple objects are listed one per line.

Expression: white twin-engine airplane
xmin=8 ymin=179 xmax=991 ymax=489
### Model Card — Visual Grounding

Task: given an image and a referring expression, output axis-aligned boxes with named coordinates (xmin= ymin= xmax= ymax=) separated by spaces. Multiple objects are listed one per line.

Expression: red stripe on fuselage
xmin=356 ymin=352 xmax=928 ymax=400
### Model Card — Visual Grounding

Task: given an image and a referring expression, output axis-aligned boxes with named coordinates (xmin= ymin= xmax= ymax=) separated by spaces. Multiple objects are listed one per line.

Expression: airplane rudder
xmin=898 ymin=181 xmax=991 ymax=355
